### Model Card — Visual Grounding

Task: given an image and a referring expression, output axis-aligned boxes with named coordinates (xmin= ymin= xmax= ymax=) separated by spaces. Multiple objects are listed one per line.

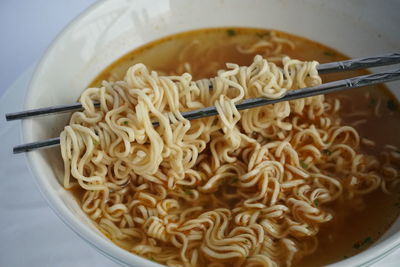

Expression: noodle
xmin=60 ymin=33 xmax=400 ymax=266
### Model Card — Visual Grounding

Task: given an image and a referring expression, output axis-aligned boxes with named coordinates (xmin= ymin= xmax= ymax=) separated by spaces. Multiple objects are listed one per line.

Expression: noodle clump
xmin=60 ymin=54 xmax=399 ymax=266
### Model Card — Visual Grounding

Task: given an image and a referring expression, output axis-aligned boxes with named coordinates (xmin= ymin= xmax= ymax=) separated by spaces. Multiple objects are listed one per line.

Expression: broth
xmin=78 ymin=28 xmax=400 ymax=266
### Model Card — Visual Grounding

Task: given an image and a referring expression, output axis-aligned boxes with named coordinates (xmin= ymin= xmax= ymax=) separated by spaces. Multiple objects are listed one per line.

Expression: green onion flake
xmin=322 ymin=149 xmax=332 ymax=156
xmin=387 ymin=99 xmax=397 ymax=111
xmin=183 ymin=185 xmax=193 ymax=195
xmin=300 ymin=160 xmax=309 ymax=169
xmin=323 ymin=50 xmax=336 ymax=57
xmin=230 ymin=177 xmax=239 ymax=184
xmin=227 ymin=29 xmax=236 ymax=36
xmin=368 ymin=98 xmax=377 ymax=107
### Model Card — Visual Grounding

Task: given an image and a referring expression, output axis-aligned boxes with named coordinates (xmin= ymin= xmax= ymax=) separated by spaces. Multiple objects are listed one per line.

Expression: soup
xmin=62 ymin=28 xmax=400 ymax=266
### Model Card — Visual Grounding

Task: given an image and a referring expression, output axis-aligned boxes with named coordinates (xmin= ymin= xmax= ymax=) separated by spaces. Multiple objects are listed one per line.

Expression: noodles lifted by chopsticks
xmin=60 ymin=54 xmax=399 ymax=266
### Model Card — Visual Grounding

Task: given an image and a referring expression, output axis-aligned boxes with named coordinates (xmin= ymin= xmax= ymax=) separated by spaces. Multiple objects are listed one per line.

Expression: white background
xmin=0 ymin=0 xmax=95 ymax=97
xmin=0 ymin=1 xmax=399 ymax=266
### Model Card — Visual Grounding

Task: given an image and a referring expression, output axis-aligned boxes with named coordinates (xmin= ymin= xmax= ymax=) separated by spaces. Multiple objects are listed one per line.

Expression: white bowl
xmin=23 ymin=0 xmax=400 ymax=266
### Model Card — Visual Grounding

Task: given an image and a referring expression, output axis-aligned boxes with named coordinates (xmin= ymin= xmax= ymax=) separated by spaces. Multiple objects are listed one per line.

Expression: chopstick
xmin=316 ymin=52 xmax=400 ymax=74
xmin=5 ymin=52 xmax=400 ymax=121
xmin=5 ymin=102 xmax=101 ymax=121
xmin=12 ymin=67 xmax=400 ymax=154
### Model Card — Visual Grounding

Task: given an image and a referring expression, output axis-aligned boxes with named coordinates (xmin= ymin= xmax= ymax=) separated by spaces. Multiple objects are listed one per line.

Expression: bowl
xmin=22 ymin=0 xmax=400 ymax=266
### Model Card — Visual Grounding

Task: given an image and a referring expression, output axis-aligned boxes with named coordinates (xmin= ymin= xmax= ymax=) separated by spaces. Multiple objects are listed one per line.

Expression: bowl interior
xmin=23 ymin=0 xmax=400 ymax=266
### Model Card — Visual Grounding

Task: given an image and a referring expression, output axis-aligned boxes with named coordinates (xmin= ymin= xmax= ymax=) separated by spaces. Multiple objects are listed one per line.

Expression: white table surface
xmin=0 ymin=1 xmax=399 ymax=267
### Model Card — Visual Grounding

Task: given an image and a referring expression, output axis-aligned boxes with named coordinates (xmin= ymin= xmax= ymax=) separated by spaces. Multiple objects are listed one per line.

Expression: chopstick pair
xmin=6 ymin=52 xmax=400 ymax=154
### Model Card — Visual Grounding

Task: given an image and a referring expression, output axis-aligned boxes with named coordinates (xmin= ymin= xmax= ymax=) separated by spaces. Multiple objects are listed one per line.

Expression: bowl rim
xmin=21 ymin=0 xmax=400 ymax=266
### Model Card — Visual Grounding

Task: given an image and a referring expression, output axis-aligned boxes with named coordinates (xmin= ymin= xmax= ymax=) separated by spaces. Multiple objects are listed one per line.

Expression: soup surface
xmin=72 ymin=28 xmax=400 ymax=266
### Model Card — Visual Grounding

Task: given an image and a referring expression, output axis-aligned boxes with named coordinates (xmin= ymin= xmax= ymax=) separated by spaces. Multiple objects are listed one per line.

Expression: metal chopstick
xmin=14 ymin=137 xmax=62 ymax=153
xmin=316 ymin=52 xmax=400 ymax=74
xmin=13 ymin=67 xmax=400 ymax=154
xmin=5 ymin=52 xmax=400 ymax=121
xmin=6 ymin=102 xmax=100 ymax=121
